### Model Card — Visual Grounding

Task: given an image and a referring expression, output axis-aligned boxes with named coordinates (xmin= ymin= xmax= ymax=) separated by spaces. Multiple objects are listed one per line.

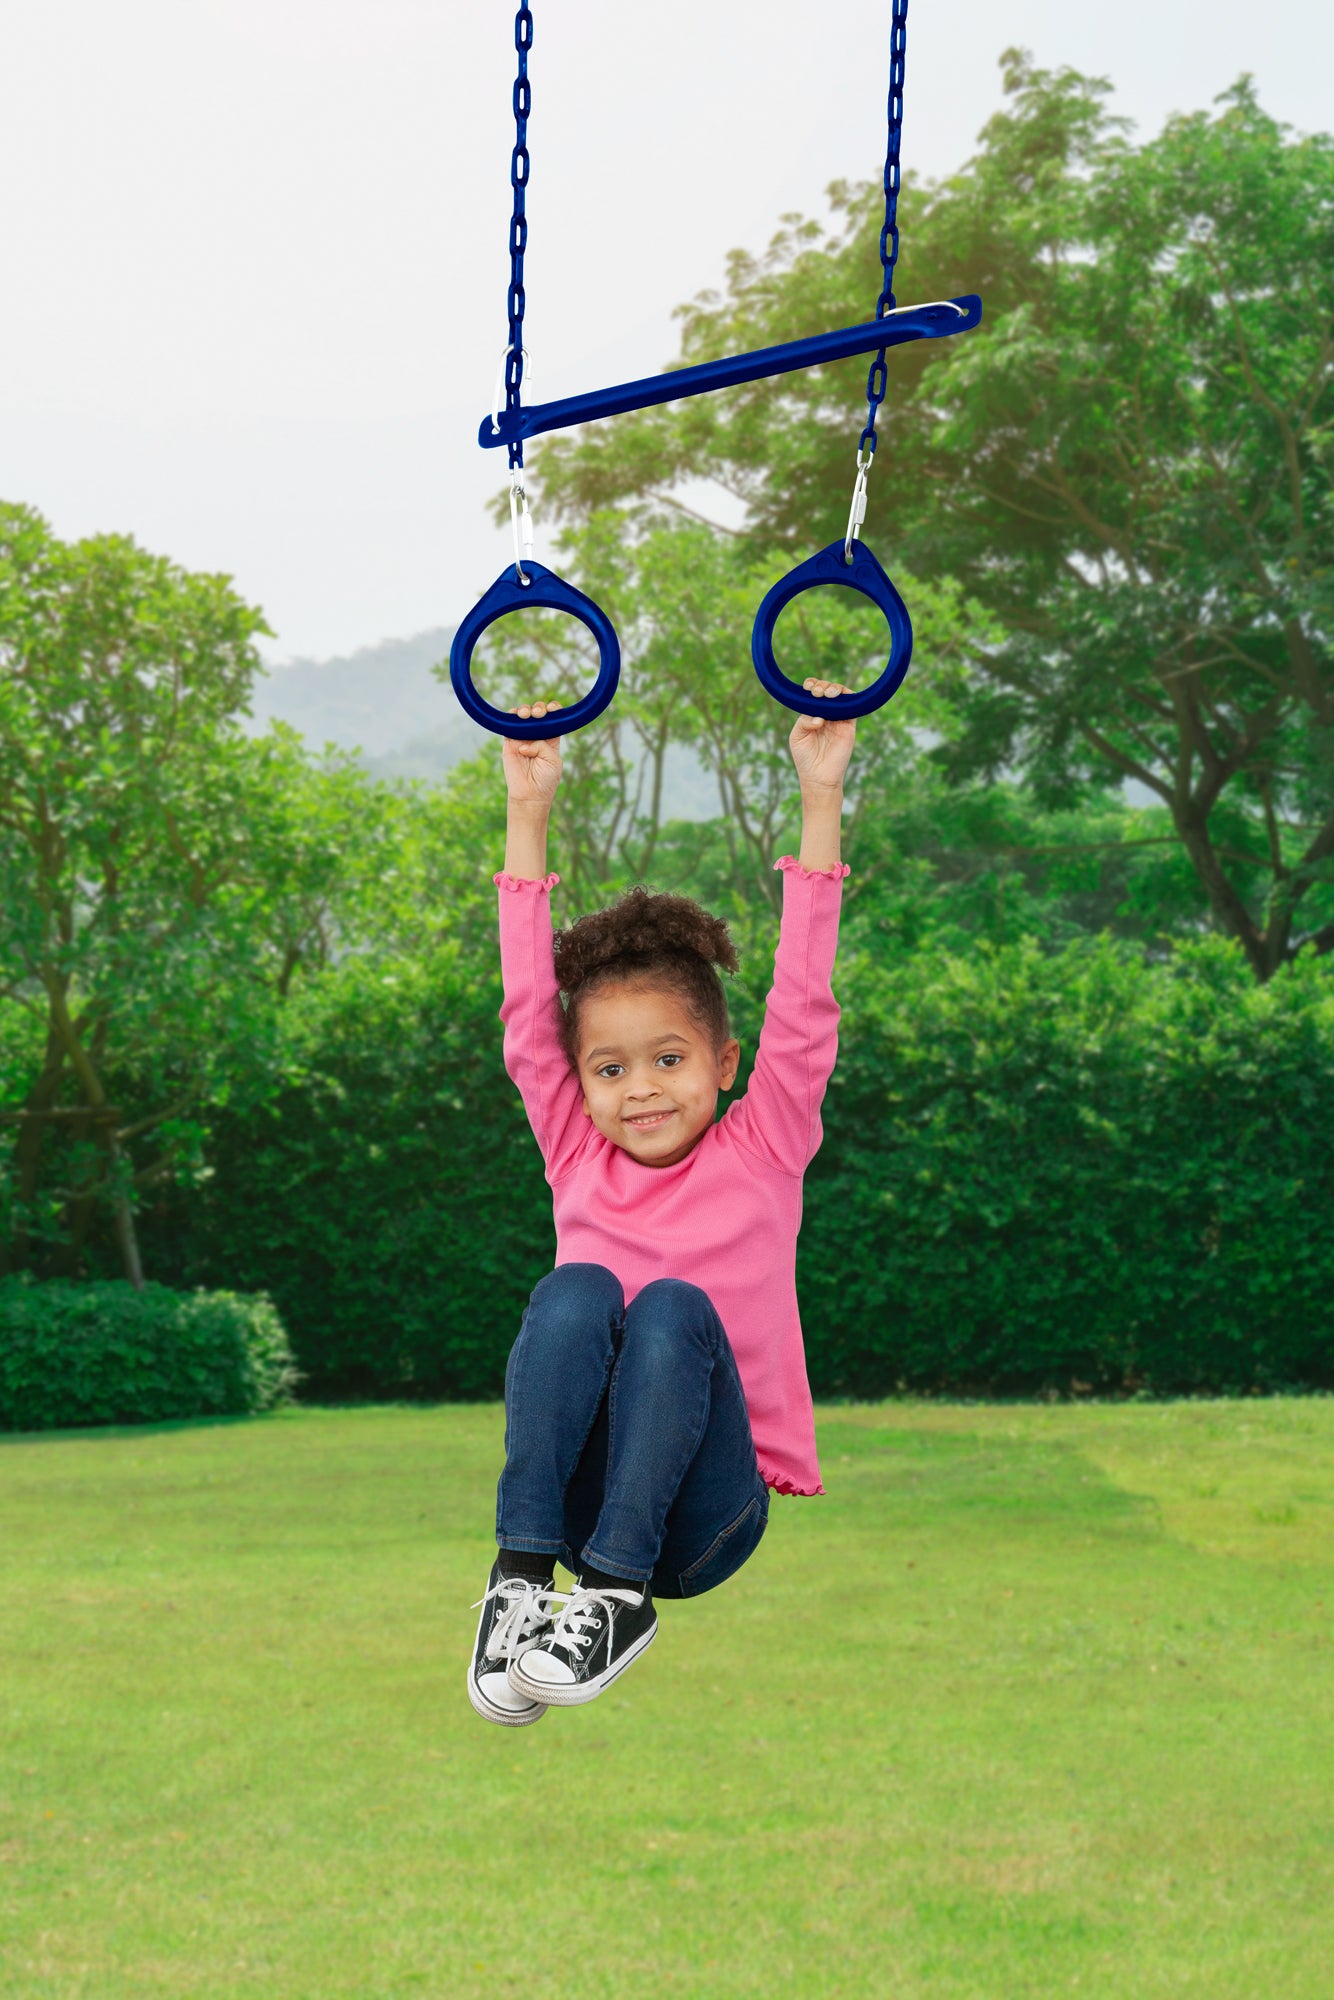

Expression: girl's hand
xmin=789 ymin=682 xmax=857 ymax=791
xmin=502 ymin=702 xmax=563 ymax=806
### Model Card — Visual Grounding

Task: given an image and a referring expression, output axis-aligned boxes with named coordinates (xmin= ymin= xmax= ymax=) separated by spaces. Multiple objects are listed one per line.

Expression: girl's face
xmin=578 ymin=982 xmax=740 ymax=1168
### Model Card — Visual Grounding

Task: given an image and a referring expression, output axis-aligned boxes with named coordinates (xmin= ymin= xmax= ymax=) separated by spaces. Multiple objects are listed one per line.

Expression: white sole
xmin=507 ymin=1619 xmax=658 ymax=1707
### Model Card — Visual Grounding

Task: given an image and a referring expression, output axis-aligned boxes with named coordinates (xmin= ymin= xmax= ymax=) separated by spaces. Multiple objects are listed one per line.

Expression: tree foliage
xmin=0 ymin=503 xmax=270 ymax=1279
xmin=0 ymin=505 xmax=481 ymax=1283
xmin=530 ymin=58 xmax=1334 ymax=978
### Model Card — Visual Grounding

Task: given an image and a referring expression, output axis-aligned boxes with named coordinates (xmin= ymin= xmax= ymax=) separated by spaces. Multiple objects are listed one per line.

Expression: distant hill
xmin=246 ymin=628 xmax=719 ymax=816
xmin=246 ymin=629 xmax=476 ymax=774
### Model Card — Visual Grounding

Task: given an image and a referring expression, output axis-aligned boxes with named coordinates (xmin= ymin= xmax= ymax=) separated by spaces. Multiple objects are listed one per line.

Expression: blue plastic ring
xmin=449 ymin=561 xmax=621 ymax=740
xmin=750 ymin=538 xmax=914 ymax=719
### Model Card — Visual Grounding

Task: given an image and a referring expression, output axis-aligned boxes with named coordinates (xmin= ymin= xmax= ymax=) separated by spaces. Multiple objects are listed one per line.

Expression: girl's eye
xmin=596 ymin=1053 xmax=683 ymax=1079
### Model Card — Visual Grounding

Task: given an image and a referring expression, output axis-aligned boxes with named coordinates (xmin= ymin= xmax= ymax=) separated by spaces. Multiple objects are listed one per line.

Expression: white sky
xmin=4 ymin=0 xmax=1329 ymax=663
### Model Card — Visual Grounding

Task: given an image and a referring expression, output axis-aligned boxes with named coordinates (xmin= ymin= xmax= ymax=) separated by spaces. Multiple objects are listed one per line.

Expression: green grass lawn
xmin=1 ymin=1398 xmax=1331 ymax=1999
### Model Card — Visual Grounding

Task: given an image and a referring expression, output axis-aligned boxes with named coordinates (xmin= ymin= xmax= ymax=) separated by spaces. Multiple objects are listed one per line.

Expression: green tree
xmin=0 ymin=505 xmax=264 ymax=1278
xmin=0 ymin=504 xmax=434 ymax=1283
xmin=531 ymin=59 xmax=1334 ymax=979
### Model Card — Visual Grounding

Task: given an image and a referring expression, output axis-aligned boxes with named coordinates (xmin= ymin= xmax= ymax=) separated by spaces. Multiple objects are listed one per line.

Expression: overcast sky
xmin=5 ymin=0 xmax=1329 ymax=663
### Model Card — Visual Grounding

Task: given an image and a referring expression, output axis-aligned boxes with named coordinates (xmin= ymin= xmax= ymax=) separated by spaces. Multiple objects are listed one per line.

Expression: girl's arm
xmin=791 ymin=678 xmax=856 ymax=863
xmin=503 ymin=699 xmax=562 ymax=877
xmin=495 ymin=703 xmax=593 ymax=1179
xmin=722 ymin=683 xmax=856 ymax=1175
xmin=798 ymin=786 xmax=843 ymax=871
xmin=506 ymin=797 xmax=552 ymax=881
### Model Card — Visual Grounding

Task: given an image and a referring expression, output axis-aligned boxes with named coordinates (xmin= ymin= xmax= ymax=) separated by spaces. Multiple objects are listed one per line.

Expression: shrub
xmin=0 ymin=1279 xmax=297 ymax=1432
xmin=130 ymin=926 xmax=1334 ymax=1403
xmin=799 ymin=935 xmax=1334 ymax=1396
xmin=137 ymin=945 xmax=554 ymax=1402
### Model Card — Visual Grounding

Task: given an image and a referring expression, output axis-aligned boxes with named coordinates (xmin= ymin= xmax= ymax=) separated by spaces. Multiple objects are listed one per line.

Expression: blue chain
xmin=503 ymin=3 xmax=534 ymax=472
xmin=500 ymin=0 xmax=904 ymax=470
xmin=859 ymin=0 xmax=909 ymax=458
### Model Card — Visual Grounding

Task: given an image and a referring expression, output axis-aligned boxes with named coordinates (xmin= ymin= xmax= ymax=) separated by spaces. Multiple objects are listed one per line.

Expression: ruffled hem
xmin=758 ymin=1459 xmax=825 ymax=1498
xmin=494 ymin=870 xmax=561 ymax=894
xmin=773 ymin=855 xmax=851 ymax=882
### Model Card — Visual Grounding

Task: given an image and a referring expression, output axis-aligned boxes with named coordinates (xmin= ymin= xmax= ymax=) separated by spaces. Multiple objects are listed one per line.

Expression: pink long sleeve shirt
xmin=493 ymin=855 xmax=849 ymax=1498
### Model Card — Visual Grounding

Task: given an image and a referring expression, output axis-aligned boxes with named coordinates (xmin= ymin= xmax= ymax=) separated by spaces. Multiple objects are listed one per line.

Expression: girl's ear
xmin=719 ymin=1038 xmax=741 ymax=1091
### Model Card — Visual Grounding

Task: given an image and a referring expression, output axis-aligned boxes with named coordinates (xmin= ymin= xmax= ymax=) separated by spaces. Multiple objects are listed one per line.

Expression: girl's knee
xmin=633 ymin=1276 xmax=712 ymax=1315
xmin=528 ymin=1262 xmax=623 ymax=1336
xmin=624 ymin=1278 xmax=718 ymax=1351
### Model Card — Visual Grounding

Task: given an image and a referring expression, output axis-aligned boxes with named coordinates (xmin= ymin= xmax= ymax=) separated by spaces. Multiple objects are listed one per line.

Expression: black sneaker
xmin=467 ymin=1560 xmax=556 ymax=1728
xmin=506 ymin=1579 xmax=657 ymax=1707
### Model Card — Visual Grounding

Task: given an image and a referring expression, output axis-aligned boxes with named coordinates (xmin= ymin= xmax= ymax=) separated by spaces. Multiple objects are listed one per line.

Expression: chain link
xmin=503 ymin=3 xmax=534 ymax=472
xmin=859 ymin=0 xmax=909 ymax=459
xmin=498 ymin=0 xmax=907 ymax=523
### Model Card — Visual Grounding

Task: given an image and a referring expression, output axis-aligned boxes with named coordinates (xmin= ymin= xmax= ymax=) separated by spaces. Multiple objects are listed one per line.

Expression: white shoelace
xmin=540 ymin=1584 xmax=643 ymax=1662
xmin=472 ymin=1575 xmax=552 ymax=1666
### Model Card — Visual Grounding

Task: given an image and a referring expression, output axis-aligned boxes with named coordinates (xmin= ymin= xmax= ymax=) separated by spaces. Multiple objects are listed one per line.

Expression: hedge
xmin=137 ymin=948 xmax=553 ymax=1402
xmin=126 ymin=931 xmax=1334 ymax=1402
xmin=0 ymin=1279 xmax=297 ymax=1431
xmin=798 ymin=935 xmax=1334 ymax=1396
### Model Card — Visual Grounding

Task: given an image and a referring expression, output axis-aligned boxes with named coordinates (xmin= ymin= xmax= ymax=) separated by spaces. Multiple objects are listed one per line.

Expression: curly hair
xmin=552 ymin=885 xmax=740 ymax=1073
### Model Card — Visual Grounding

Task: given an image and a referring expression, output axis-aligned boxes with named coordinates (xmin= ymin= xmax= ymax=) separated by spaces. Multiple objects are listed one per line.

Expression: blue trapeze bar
xmin=478 ymin=296 xmax=982 ymax=450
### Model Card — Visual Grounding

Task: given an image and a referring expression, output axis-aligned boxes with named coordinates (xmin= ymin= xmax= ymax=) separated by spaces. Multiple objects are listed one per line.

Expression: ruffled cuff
xmin=757 ymin=1457 xmax=826 ymax=1498
xmin=773 ymin=855 xmax=850 ymax=882
xmin=494 ymin=870 xmax=561 ymax=894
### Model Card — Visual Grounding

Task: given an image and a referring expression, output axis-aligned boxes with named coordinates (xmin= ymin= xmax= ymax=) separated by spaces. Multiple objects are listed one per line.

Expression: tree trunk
xmin=41 ymin=974 xmax=147 ymax=1288
xmin=106 ymin=1131 xmax=145 ymax=1289
xmin=2 ymin=1023 xmax=67 ymax=1276
xmin=1173 ymin=809 xmax=1271 ymax=982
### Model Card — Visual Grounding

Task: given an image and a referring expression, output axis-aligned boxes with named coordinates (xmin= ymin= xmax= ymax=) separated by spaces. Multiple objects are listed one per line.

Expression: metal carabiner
xmin=844 ymin=447 xmax=874 ymax=563
xmin=508 ymin=471 xmax=535 ymax=586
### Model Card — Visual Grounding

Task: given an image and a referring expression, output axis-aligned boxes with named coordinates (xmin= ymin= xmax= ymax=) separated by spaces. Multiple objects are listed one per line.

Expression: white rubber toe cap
xmin=479 ymin=1669 xmax=539 ymax=1711
xmin=513 ymin=1647 xmax=577 ymax=1689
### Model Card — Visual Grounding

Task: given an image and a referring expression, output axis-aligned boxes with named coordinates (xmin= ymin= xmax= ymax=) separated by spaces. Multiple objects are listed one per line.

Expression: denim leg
xmin=654 ymin=1331 xmax=769 ymax=1600
xmin=581 ymin=1277 xmax=753 ymax=1585
xmin=495 ymin=1262 xmax=624 ymax=1557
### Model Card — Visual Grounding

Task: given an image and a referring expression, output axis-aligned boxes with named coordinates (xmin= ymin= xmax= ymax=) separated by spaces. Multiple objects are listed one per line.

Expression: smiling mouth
xmin=623 ymin=1111 xmax=676 ymax=1130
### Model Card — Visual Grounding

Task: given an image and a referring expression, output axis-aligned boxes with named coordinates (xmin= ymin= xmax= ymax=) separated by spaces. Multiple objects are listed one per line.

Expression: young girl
xmin=468 ymin=681 xmax=856 ymax=1726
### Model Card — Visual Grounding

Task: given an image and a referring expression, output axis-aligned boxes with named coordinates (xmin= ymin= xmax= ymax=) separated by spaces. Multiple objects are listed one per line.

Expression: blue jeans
xmin=496 ymin=1262 xmax=770 ymax=1600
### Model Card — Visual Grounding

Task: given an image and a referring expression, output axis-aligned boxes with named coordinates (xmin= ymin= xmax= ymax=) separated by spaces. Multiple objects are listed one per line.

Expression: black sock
xmin=580 ymin=1563 xmax=648 ymax=1599
xmin=496 ymin=1547 xmax=554 ymax=1584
